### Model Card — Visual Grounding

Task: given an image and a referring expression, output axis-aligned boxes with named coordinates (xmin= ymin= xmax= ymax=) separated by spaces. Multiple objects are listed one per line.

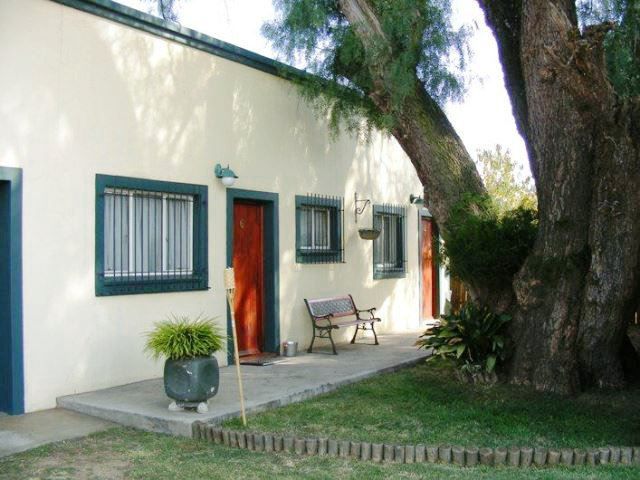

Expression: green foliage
xmin=417 ymin=303 xmax=511 ymax=373
xmin=145 ymin=315 xmax=226 ymax=361
xmin=264 ymin=0 xmax=469 ymax=134
xmin=441 ymin=194 xmax=538 ymax=290
xmin=476 ymin=145 xmax=537 ymax=214
xmin=578 ymin=0 xmax=640 ymax=98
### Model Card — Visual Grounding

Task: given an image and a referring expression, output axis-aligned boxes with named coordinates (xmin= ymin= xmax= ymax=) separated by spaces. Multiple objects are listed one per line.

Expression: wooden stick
xmin=224 ymin=267 xmax=247 ymax=426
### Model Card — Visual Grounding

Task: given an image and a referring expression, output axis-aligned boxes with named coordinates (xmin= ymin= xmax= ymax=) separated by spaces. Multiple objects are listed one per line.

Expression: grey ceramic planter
xmin=164 ymin=356 xmax=220 ymax=403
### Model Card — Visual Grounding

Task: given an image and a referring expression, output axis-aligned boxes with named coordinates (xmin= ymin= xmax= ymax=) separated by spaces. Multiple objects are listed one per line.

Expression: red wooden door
xmin=233 ymin=202 xmax=264 ymax=356
xmin=421 ymin=218 xmax=438 ymax=319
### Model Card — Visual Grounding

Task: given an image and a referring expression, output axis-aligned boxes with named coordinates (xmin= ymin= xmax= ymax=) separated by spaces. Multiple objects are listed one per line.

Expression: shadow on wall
xmin=0 ymin=0 xmax=423 ymax=404
xmin=0 ymin=4 xmax=248 ymax=403
xmin=270 ymin=99 xmax=423 ymax=349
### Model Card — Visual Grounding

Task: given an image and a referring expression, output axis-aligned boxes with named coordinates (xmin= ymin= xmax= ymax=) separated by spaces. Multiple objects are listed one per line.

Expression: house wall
xmin=0 ymin=0 xmax=437 ymax=412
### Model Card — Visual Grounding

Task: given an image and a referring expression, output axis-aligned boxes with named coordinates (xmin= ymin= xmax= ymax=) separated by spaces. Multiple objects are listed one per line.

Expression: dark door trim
xmin=0 ymin=166 xmax=24 ymax=415
xmin=226 ymin=188 xmax=279 ymax=364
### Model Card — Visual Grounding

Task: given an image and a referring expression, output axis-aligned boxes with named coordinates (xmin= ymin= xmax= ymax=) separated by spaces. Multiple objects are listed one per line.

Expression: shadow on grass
xmin=224 ymin=360 xmax=640 ymax=448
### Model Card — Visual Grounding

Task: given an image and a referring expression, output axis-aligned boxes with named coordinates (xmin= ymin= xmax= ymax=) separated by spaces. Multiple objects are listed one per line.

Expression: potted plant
xmin=145 ymin=315 xmax=226 ymax=413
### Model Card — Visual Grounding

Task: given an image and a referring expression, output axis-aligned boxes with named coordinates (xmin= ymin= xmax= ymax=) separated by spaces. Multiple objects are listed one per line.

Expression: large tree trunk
xmin=479 ymin=0 xmax=640 ymax=393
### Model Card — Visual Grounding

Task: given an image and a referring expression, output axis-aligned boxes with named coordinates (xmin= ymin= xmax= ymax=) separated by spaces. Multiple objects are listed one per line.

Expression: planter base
xmin=169 ymin=400 xmax=209 ymax=413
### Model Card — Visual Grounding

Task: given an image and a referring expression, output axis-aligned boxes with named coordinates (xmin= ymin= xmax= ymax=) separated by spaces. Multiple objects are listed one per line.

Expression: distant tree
xmin=142 ymin=0 xmax=179 ymax=22
xmin=476 ymin=146 xmax=536 ymax=213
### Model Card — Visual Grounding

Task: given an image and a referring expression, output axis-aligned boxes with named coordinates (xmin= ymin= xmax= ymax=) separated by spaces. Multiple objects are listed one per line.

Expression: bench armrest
xmin=357 ymin=307 xmax=376 ymax=314
xmin=312 ymin=313 xmax=335 ymax=328
xmin=356 ymin=307 xmax=377 ymax=320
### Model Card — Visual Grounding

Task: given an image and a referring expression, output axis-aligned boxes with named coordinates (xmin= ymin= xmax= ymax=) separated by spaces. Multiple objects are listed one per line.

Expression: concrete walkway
xmin=0 ymin=409 xmax=114 ymax=458
xmin=59 ymin=332 xmax=428 ymax=437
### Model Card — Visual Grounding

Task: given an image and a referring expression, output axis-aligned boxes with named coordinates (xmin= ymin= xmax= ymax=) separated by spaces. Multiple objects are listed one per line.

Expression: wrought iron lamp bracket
xmin=354 ymin=192 xmax=371 ymax=224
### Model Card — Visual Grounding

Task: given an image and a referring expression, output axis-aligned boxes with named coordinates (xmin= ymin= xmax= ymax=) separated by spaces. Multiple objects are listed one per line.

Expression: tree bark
xmin=478 ymin=0 xmax=640 ymax=393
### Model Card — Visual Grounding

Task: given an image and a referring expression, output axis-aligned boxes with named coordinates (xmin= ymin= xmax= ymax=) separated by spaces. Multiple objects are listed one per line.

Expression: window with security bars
xmin=95 ymin=175 xmax=208 ymax=296
xmin=373 ymin=204 xmax=407 ymax=279
xmin=295 ymin=194 xmax=344 ymax=263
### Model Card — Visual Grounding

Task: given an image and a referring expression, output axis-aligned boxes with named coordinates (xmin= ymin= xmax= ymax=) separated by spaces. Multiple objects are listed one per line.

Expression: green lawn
xmin=1 ymin=427 xmax=639 ymax=480
xmin=2 ymin=361 xmax=640 ymax=479
xmin=225 ymin=361 xmax=640 ymax=449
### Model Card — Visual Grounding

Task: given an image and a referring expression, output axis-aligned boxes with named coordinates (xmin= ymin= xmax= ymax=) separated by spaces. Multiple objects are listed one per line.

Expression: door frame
xmin=0 ymin=166 xmax=24 ymax=415
xmin=419 ymin=209 xmax=440 ymax=320
xmin=226 ymin=188 xmax=279 ymax=363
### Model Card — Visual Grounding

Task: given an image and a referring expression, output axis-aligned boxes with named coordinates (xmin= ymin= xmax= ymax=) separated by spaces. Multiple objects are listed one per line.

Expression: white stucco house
xmin=0 ymin=0 xmax=449 ymax=415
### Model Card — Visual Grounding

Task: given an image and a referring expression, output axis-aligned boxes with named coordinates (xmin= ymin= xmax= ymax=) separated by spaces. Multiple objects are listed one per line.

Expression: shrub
xmin=145 ymin=315 xmax=226 ymax=361
xmin=416 ymin=303 xmax=510 ymax=373
xmin=441 ymin=193 xmax=538 ymax=291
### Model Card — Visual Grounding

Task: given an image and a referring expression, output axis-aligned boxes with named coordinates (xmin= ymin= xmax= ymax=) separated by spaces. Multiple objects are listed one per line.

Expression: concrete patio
xmin=0 ymin=409 xmax=114 ymax=458
xmin=58 ymin=332 xmax=428 ymax=437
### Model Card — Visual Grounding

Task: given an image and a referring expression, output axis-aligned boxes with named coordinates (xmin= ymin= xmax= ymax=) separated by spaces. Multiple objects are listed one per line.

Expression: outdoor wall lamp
xmin=215 ymin=164 xmax=238 ymax=187
xmin=409 ymin=194 xmax=424 ymax=205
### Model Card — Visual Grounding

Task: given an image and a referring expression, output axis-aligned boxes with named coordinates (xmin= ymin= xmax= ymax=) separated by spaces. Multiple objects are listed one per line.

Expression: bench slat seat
xmin=304 ymin=294 xmax=381 ymax=354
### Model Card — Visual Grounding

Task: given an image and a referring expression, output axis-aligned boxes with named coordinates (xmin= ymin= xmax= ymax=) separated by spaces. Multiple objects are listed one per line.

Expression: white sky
xmin=118 ymin=0 xmax=531 ymax=178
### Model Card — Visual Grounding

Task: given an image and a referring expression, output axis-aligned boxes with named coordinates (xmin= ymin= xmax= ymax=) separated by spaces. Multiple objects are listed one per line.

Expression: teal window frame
xmin=373 ymin=204 xmax=407 ymax=279
xmin=95 ymin=174 xmax=208 ymax=296
xmin=295 ymin=195 xmax=344 ymax=264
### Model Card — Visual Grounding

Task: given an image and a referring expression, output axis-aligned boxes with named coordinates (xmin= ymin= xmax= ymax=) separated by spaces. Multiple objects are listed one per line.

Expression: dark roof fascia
xmin=50 ymin=0 xmax=312 ymax=83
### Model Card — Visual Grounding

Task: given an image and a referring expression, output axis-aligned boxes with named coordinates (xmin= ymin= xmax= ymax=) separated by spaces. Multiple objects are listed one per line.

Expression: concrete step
xmin=58 ymin=332 xmax=428 ymax=437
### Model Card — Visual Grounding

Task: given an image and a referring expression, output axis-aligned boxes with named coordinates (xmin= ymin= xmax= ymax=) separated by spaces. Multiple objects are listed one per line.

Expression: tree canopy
xmin=263 ymin=0 xmax=469 ymax=133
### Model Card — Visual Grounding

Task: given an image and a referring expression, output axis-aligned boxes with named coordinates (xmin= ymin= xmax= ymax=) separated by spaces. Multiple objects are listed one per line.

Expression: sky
xmin=118 ymin=0 xmax=531 ymax=179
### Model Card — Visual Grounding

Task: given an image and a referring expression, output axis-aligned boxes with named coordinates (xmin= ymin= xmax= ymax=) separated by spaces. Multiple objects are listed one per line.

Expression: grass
xmin=2 ymin=361 xmax=640 ymax=479
xmin=1 ymin=427 xmax=639 ymax=480
xmin=224 ymin=361 xmax=640 ymax=449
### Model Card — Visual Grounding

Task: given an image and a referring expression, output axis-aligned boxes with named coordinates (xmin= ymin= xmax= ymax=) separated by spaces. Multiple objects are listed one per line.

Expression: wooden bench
xmin=304 ymin=295 xmax=381 ymax=355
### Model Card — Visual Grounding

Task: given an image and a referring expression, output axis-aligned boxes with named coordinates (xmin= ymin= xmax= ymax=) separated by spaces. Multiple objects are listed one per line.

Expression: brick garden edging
xmin=191 ymin=422 xmax=639 ymax=468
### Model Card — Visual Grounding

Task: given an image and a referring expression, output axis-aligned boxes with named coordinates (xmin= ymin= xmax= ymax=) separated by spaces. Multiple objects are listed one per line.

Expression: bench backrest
xmin=305 ymin=295 xmax=356 ymax=318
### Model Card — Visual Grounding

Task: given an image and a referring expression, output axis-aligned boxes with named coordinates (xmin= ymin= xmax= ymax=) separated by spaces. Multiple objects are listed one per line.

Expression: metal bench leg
xmin=307 ymin=328 xmax=316 ymax=353
xmin=371 ymin=322 xmax=379 ymax=345
xmin=328 ymin=329 xmax=338 ymax=355
xmin=350 ymin=324 xmax=360 ymax=344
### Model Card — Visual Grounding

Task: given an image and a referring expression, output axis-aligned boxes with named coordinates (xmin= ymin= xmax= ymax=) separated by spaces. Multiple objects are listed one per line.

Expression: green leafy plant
xmin=441 ymin=193 xmax=538 ymax=292
xmin=417 ymin=303 xmax=510 ymax=373
xmin=145 ymin=315 xmax=226 ymax=361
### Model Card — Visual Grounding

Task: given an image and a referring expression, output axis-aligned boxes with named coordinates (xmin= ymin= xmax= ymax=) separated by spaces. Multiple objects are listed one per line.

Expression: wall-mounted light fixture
xmin=409 ymin=194 xmax=424 ymax=205
xmin=215 ymin=164 xmax=238 ymax=187
xmin=354 ymin=192 xmax=371 ymax=223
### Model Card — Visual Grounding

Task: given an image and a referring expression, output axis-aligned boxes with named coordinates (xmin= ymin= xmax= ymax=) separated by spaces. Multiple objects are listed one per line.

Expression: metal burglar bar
xmin=373 ymin=203 xmax=407 ymax=278
xmin=296 ymin=193 xmax=344 ymax=264
xmin=100 ymin=185 xmax=204 ymax=294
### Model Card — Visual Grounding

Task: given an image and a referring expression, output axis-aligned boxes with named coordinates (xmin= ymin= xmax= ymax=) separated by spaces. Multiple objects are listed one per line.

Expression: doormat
xmin=240 ymin=353 xmax=287 ymax=366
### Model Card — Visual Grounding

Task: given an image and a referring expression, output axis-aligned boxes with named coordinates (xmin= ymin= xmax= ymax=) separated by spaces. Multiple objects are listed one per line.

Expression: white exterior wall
xmin=0 ymin=0 xmax=434 ymax=412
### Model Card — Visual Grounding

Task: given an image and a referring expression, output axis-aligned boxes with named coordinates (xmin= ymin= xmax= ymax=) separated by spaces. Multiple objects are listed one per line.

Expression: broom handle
xmin=226 ymin=289 xmax=247 ymax=426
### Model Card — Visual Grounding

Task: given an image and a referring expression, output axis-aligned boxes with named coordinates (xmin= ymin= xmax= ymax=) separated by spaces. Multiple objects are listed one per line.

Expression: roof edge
xmin=50 ymin=0 xmax=310 ymax=82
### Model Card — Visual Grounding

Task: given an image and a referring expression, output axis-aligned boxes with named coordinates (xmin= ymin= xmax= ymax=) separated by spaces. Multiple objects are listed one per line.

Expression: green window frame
xmin=95 ymin=174 xmax=208 ymax=296
xmin=295 ymin=194 xmax=344 ymax=264
xmin=373 ymin=204 xmax=407 ymax=279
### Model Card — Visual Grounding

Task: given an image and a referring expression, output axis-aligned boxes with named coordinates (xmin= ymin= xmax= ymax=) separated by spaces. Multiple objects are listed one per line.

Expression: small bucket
xmin=283 ymin=340 xmax=298 ymax=357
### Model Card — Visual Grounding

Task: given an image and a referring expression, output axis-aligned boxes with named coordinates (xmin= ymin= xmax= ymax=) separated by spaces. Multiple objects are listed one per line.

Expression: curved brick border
xmin=191 ymin=422 xmax=639 ymax=468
